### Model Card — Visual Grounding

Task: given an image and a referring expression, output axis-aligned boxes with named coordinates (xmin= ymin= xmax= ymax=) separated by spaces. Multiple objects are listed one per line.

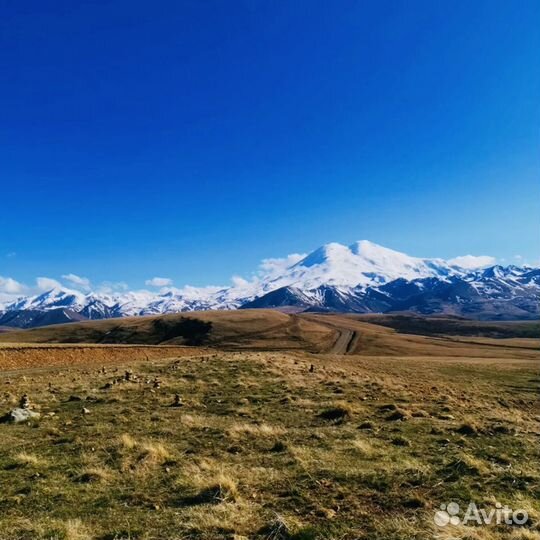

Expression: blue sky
xmin=1 ymin=0 xmax=539 ymax=292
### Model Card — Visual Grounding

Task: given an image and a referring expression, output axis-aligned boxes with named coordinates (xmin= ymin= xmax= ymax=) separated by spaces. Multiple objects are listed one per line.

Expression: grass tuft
xmin=13 ymin=452 xmax=44 ymax=467
xmin=318 ymin=402 xmax=353 ymax=422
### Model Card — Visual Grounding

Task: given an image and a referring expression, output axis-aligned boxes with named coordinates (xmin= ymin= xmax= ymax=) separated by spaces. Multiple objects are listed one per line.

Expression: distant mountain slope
xmin=0 ymin=308 xmax=87 ymax=328
xmin=1 ymin=241 xmax=538 ymax=327
xmin=241 ymin=268 xmax=540 ymax=320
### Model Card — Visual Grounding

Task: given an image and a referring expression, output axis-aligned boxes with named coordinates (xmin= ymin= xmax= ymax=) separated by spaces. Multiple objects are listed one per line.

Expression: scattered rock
xmin=358 ymin=421 xmax=374 ymax=430
xmin=170 ymin=394 xmax=183 ymax=407
xmin=20 ymin=394 xmax=31 ymax=409
xmin=1 ymin=408 xmax=41 ymax=424
xmin=82 ymin=407 xmax=91 ymax=415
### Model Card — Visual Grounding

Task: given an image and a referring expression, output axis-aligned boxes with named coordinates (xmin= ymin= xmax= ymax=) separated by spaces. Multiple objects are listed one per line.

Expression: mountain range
xmin=1 ymin=240 xmax=538 ymax=328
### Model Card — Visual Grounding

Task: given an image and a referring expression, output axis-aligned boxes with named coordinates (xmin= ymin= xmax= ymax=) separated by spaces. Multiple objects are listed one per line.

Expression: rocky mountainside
xmin=1 ymin=242 xmax=538 ymax=327
xmin=242 ymin=266 xmax=540 ymax=320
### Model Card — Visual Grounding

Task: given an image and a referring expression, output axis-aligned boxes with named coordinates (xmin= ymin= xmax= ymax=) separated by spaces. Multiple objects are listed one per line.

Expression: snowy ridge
xmin=0 ymin=241 xmax=538 ymax=326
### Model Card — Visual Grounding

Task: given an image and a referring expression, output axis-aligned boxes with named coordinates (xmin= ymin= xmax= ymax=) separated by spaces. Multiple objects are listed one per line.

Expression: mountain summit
xmin=278 ymin=240 xmax=456 ymax=289
xmin=1 ymin=241 xmax=537 ymax=328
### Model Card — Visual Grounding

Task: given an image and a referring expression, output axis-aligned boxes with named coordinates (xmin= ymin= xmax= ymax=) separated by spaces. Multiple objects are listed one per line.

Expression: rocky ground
xmin=0 ymin=348 xmax=538 ymax=539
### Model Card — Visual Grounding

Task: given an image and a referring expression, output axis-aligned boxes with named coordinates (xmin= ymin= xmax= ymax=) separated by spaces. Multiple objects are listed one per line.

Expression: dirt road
xmin=330 ymin=329 xmax=357 ymax=354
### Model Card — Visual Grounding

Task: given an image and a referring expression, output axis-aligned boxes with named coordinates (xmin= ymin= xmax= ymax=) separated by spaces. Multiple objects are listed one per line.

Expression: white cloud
xmin=96 ymin=281 xmax=129 ymax=294
xmin=164 ymin=284 xmax=222 ymax=299
xmin=0 ymin=276 xmax=25 ymax=294
xmin=231 ymin=275 xmax=249 ymax=287
xmin=145 ymin=277 xmax=173 ymax=287
xmin=258 ymin=253 xmax=306 ymax=278
xmin=62 ymin=273 xmax=91 ymax=290
xmin=224 ymin=253 xmax=306 ymax=294
xmin=448 ymin=255 xmax=497 ymax=269
xmin=37 ymin=276 xmax=63 ymax=291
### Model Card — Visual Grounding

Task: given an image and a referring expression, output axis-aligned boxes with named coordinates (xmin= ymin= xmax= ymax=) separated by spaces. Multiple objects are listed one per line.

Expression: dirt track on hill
xmin=329 ymin=329 xmax=357 ymax=354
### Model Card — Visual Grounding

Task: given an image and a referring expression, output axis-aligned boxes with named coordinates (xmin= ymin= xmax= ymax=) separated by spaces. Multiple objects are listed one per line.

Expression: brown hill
xmin=0 ymin=310 xmax=336 ymax=353
xmin=351 ymin=313 xmax=540 ymax=338
xmin=0 ymin=309 xmax=537 ymax=360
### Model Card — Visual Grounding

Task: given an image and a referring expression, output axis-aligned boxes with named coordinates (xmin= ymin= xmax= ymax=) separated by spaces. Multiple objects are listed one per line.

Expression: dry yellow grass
xmin=13 ymin=451 xmax=44 ymax=467
xmin=227 ymin=421 xmax=286 ymax=438
xmin=0 ymin=336 xmax=537 ymax=539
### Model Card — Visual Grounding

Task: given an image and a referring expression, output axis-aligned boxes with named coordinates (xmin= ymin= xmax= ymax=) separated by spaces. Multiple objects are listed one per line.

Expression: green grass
xmin=0 ymin=351 xmax=538 ymax=539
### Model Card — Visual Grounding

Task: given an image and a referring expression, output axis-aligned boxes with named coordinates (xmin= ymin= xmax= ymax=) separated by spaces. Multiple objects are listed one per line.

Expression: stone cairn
xmin=20 ymin=394 xmax=30 ymax=409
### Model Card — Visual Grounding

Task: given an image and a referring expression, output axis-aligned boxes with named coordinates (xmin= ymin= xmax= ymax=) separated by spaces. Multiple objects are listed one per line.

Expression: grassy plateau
xmin=0 ymin=311 xmax=538 ymax=540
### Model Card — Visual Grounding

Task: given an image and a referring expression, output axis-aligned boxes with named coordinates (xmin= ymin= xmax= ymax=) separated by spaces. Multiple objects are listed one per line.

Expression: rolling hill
xmin=1 ymin=309 xmax=537 ymax=359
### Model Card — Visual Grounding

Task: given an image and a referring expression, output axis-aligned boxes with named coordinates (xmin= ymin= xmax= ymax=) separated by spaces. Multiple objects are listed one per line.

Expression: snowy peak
xmin=296 ymin=242 xmax=352 ymax=268
xmin=1 ymin=240 xmax=538 ymax=327
xmin=7 ymin=287 xmax=87 ymax=312
xmin=349 ymin=239 xmax=406 ymax=259
xmin=287 ymin=240 xmax=457 ymax=288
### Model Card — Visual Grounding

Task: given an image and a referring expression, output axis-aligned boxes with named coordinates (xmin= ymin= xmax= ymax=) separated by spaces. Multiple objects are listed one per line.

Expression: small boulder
xmin=1 ymin=408 xmax=41 ymax=424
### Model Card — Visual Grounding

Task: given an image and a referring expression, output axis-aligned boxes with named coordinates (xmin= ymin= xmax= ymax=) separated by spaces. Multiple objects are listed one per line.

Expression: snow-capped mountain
xmin=1 ymin=241 xmax=538 ymax=327
xmin=278 ymin=240 xmax=458 ymax=289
